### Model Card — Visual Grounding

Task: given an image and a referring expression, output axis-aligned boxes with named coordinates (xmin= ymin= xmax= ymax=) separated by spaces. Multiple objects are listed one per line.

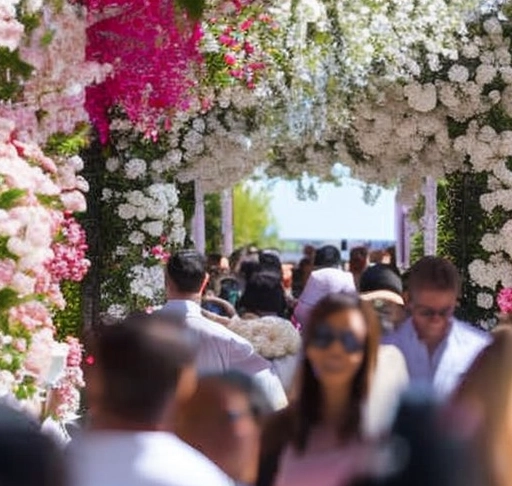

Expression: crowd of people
xmin=5 ymin=244 xmax=512 ymax=486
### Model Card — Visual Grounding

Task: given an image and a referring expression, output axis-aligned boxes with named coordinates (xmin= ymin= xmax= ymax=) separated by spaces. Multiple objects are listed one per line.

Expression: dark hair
xmin=0 ymin=405 xmax=67 ymax=486
xmin=349 ymin=247 xmax=369 ymax=274
xmin=96 ymin=311 xmax=197 ymax=423
xmin=259 ymin=250 xmax=282 ymax=277
xmin=202 ymin=370 xmax=272 ymax=422
xmin=239 ymin=272 xmax=286 ymax=316
xmin=294 ymin=292 xmax=380 ymax=452
xmin=360 ymin=264 xmax=403 ymax=296
xmin=407 ymin=256 xmax=460 ymax=295
xmin=314 ymin=245 xmax=341 ymax=268
xmin=166 ymin=250 xmax=207 ymax=293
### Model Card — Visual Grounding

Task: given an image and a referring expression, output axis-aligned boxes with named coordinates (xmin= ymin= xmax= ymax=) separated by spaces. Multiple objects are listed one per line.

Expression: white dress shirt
xmin=70 ymin=431 xmax=234 ymax=486
xmin=160 ymin=300 xmax=287 ymax=410
xmin=382 ymin=317 xmax=490 ymax=398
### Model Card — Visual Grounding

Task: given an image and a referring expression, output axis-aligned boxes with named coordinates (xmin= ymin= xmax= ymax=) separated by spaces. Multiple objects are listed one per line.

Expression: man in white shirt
xmin=383 ymin=256 xmax=490 ymax=398
xmin=70 ymin=312 xmax=233 ymax=486
xmin=160 ymin=250 xmax=287 ymax=410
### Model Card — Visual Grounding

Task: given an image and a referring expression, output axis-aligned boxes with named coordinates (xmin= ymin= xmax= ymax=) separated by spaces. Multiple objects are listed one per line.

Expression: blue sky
xmin=266 ymin=178 xmax=396 ymax=241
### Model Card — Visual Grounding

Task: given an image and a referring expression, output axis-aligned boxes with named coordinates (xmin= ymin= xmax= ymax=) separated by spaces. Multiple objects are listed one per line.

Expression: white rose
xmin=102 ymin=188 xmax=113 ymax=201
xmin=475 ymin=65 xmax=497 ymax=86
xmin=483 ymin=17 xmax=502 ymax=36
xmin=125 ymin=158 xmax=147 ymax=180
xmin=126 ymin=190 xmax=145 ymax=207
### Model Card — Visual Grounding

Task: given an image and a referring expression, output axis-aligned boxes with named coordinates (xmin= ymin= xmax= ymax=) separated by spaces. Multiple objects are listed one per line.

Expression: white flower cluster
xmin=129 ymin=265 xmax=165 ymax=302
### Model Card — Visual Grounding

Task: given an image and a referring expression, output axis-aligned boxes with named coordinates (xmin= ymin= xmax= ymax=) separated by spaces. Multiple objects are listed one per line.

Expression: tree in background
xmin=233 ymin=183 xmax=279 ymax=249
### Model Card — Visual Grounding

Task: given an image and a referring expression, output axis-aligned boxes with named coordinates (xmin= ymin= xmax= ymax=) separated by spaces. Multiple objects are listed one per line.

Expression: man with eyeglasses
xmin=382 ymin=256 xmax=490 ymax=397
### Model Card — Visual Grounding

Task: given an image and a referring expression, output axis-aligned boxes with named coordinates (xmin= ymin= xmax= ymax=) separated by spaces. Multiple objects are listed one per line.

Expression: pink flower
xmin=243 ymin=41 xmax=255 ymax=55
xmin=219 ymin=34 xmax=235 ymax=47
xmin=224 ymin=53 xmax=237 ymax=66
xmin=229 ymin=69 xmax=244 ymax=79
xmin=25 ymin=328 xmax=55 ymax=379
xmin=240 ymin=19 xmax=254 ymax=31
xmin=498 ymin=288 xmax=512 ymax=314
xmin=0 ymin=260 xmax=16 ymax=287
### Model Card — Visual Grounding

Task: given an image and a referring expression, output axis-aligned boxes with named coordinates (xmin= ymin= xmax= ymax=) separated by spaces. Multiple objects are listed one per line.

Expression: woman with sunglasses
xmin=257 ymin=292 xmax=380 ymax=486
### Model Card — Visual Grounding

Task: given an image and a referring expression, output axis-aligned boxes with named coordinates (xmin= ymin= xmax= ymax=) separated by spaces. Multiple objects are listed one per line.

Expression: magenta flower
xmin=224 ymin=53 xmax=237 ymax=66
xmin=498 ymin=288 xmax=512 ymax=314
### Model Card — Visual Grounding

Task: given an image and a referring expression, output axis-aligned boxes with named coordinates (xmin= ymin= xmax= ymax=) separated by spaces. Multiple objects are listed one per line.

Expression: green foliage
xmin=45 ymin=124 xmax=90 ymax=156
xmin=175 ymin=0 xmax=206 ymax=20
xmin=233 ymin=183 xmax=279 ymax=248
xmin=53 ymin=281 xmax=82 ymax=340
xmin=437 ymin=171 xmax=507 ymax=324
xmin=0 ymin=288 xmax=20 ymax=313
xmin=0 ymin=48 xmax=33 ymax=101
xmin=409 ymin=195 xmax=425 ymax=265
xmin=0 ymin=188 xmax=26 ymax=210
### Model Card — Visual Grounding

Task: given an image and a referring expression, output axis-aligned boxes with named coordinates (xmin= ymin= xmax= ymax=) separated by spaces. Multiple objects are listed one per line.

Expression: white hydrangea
xmin=141 ymin=221 xmax=164 ymax=237
xmin=448 ymin=65 xmax=469 ymax=83
xmin=129 ymin=265 xmax=165 ymax=301
xmin=476 ymin=292 xmax=494 ymax=309
xmin=107 ymin=304 xmax=128 ymax=318
xmin=128 ymin=231 xmax=145 ymax=245
xmin=125 ymin=159 xmax=147 ymax=180
xmin=106 ymin=157 xmax=121 ymax=173
xmin=118 ymin=204 xmax=137 ymax=220
xmin=102 ymin=188 xmax=113 ymax=201
xmin=126 ymin=190 xmax=146 ymax=207
xmin=404 ymin=83 xmax=437 ymax=112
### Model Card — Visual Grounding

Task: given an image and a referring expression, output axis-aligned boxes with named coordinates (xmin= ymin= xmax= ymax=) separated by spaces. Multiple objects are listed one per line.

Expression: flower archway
xmin=0 ymin=0 xmax=506 ymax=418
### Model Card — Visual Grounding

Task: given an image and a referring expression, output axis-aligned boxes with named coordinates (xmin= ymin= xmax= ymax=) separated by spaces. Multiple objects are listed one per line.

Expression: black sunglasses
xmin=310 ymin=325 xmax=365 ymax=353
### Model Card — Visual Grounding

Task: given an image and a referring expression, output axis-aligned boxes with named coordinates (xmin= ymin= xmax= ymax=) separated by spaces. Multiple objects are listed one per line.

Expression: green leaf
xmin=175 ymin=0 xmax=205 ymax=20
xmin=0 ymin=288 xmax=19 ymax=312
xmin=0 ymin=236 xmax=17 ymax=260
xmin=0 ymin=188 xmax=26 ymax=209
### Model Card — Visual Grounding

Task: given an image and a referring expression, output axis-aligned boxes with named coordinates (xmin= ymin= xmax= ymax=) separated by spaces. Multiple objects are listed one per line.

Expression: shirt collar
xmin=163 ymin=299 xmax=202 ymax=316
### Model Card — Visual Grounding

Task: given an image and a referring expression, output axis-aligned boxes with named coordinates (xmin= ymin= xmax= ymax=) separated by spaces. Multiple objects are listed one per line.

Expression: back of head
xmin=407 ymin=256 xmax=460 ymax=295
xmin=166 ymin=250 xmax=206 ymax=294
xmin=96 ymin=311 xmax=198 ymax=424
xmin=359 ymin=264 xmax=402 ymax=296
xmin=0 ymin=404 xmax=67 ymax=486
xmin=240 ymin=272 xmax=285 ymax=316
xmin=314 ymin=245 xmax=341 ymax=268
xmin=259 ymin=250 xmax=282 ymax=277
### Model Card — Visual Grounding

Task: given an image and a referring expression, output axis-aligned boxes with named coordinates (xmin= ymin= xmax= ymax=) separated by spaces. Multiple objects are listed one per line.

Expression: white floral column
xmin=422 ymin=176 xmax=438 ymax=256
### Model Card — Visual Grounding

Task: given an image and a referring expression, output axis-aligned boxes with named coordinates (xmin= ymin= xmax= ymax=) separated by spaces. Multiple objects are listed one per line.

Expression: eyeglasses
xmin=413 ymin=306 xmax=454 ymax=320
xmin=310 ymin=325 xmax=364 ymax=353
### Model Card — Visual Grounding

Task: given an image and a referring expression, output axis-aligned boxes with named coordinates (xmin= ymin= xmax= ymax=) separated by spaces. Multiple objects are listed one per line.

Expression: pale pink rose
xmin=60 ymin=191 xmax=86 ymax=212
xmin=18 ymin=249 xmax=54 ymax=271
xmin=10 ymin=272 xmax=36 ymax=296
xmin=12 ymin=338 xmax=27 ymax=353
xmin=0 ymin=213 xmax=21 ymax=237
xmin=0 ymin=370 xmax=15 ymax=397
xmin=0 ymin=259 xmax=16 ymax=287
xmin=9 ymin=301 xmax=53 ymax=331
xmin=7 ymin=237 xmax=32 ymax=257
xmin=25 ymin=328 xmax=55 ymax=381
xmin=0 ymin=18 xmax=24 ymax=52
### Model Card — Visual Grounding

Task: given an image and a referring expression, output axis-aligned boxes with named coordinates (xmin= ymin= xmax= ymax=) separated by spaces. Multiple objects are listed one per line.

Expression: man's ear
xmin=403 ymin=290 xmax=411 ymax=307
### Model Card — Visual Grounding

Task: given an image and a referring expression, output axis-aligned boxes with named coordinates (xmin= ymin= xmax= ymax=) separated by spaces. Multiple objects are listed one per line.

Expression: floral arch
xmin=0 ymin=0 xmax=506 ymax=419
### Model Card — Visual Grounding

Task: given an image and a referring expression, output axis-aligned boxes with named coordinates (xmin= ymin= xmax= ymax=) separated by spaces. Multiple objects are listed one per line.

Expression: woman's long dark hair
xmin=292 ymin=292 xmax=380 ymax=452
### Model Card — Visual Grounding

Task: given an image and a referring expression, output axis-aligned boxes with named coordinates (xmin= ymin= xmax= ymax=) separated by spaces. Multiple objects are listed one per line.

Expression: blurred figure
xmin=259 ymin=249 xmax=283 ymax=278
xmin=452 ymin=325 xmax=512 ymax=486
xmin=71 ymin=311 xmax=232 ymax=486
xmin=349 ymin=247 xmax=369 ymax=290
xmin=258 ymin=293 xmax=380 ymax=486
xmin=350 ymin=386 xmax=482 ymax=486
xmin=293 ymin=268 xmax=356 ymax=329
xmin=162 ymin=250 xmax=287 ymax=410
xmin=292 ymin=258 xmax=314 ymax=298
xmin=383 ymin=257 xmax=490 ymax=397
xmin=314 ymin=245 xmax=342 ymax=269
xmin=176 ymin=371 xmax=272 ymax=486
xmin=359 ymin=264 xmax=405 ymax=334
xmin=230 ymin=272 xmax=301 ymax=394
xmin=0 ymin=403 xmax=67 ymax=486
